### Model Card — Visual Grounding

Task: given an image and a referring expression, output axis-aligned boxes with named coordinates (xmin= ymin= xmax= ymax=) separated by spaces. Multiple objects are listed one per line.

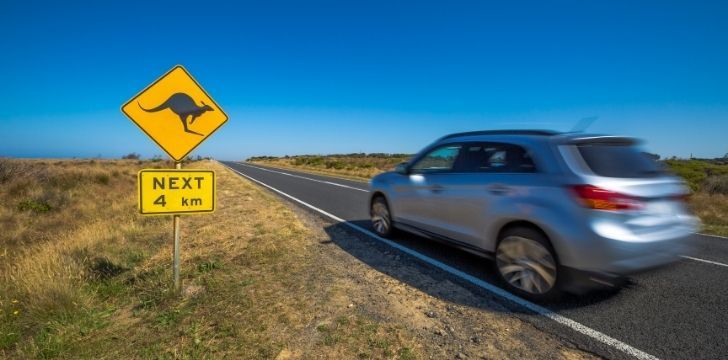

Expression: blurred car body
xmin=369 ymin=130 xmax=699 ymax=299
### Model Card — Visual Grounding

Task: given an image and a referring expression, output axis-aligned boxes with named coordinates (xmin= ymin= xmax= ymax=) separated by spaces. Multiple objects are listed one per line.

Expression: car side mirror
xmin=395 ymin=162 xmax=409 ymax=175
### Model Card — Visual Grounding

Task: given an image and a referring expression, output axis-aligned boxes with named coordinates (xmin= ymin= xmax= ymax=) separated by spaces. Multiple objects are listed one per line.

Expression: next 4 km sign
xmin=138 ymin=170 xmax=215 ymax=215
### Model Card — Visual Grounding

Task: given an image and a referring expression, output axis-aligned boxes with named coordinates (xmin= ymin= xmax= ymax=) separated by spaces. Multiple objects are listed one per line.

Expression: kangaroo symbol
xmin=139 ymin=93 xmax=213 ymax=136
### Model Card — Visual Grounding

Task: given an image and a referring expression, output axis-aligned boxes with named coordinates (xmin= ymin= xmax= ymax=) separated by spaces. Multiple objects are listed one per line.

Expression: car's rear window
xmin=576 ymin=144 xmax=666 ymax=178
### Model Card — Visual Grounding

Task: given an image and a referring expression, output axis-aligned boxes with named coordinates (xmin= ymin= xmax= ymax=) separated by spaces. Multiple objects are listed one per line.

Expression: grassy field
xmin=248 ymin=155 xmax=728 ymax=236
xmin=0 ymin=159 xmax=420 ymax=358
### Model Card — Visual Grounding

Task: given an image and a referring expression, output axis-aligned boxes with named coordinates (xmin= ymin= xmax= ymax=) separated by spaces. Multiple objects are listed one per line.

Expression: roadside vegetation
xmin=664 ymin=158 xmax=728 ymax=236
xmin=0 ymin=158 xmax=418 ymax=358
xmin=248 ymin=153 xmax=411 ymax=180
xmin=0 ymin=158 xmax=595 ymax=359
xmin=248 ymin=155 xmax=728 ymax=236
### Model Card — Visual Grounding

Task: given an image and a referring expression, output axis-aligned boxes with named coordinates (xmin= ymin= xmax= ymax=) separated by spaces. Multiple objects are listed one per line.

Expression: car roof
xmin=437 ymin=130 xmax=640 ymax=145
xmin=438 ymin=130 xmax=559 ymax=141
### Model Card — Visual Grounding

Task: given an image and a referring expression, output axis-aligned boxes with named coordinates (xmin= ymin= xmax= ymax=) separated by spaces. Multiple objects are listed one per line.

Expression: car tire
xmin=495 ymin=227 xmax=562 ymax=301
xmin=370 ymin=196 xmax=394 ymax=238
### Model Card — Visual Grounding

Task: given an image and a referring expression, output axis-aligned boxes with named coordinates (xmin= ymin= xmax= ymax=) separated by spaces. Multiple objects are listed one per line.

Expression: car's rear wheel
xmin=496 ymin=227 xmax=561 ymax=300
xmin=370 ymin=196 xmax=393 ymax=237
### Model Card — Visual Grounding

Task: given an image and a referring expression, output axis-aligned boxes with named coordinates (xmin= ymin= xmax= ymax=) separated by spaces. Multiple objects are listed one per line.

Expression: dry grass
xmin=0 ymin=158 xmax=171 ymax=357
xmin=688 ymin=193 xmax=728 ymax=236
xmin=0 ymin=159 xmax=423 ymax=359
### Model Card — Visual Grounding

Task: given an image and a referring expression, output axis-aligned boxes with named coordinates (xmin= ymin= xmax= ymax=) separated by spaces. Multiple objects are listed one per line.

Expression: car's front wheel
xmin=495 ymin=227 xmax=561 ymax=301
xmin=370 ymin=196 xmax=394 ymax=238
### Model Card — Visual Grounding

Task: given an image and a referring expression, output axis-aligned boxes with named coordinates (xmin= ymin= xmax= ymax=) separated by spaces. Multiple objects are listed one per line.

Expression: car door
xmin=390 ymin=143 xmax=462 ymax=232
xmin=430 ymin=142 xmax=540 ymax=249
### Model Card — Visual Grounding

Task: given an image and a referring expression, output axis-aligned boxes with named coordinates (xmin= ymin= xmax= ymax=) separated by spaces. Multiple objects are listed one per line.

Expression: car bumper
xmin=557 ymin=216 xmax=699 ymax=276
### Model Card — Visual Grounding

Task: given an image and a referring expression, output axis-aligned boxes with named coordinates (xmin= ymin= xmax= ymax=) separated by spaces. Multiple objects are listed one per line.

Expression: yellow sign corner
xmin=138 ymin=169 xmax=216 ymax=215
xmin=122 ymin=65 xmax=228 ymax=161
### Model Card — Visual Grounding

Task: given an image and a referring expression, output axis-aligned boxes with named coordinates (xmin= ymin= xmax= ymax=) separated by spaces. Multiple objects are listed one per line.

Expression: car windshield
xmin=410 ymin=145 xmax=462 ymax=172
xmin=577 ymin=144 xmax=667 ymax=178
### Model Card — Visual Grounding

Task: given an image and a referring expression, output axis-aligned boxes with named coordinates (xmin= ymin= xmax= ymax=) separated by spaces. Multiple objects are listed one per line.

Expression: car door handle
xmin=487 ymin=184 xmax=510 ymax=195
xmin=430 ymin=184 xmax=444 ymax=193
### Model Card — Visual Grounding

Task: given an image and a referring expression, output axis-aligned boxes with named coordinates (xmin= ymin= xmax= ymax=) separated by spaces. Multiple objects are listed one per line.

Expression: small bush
xmin=703 ymin=175 xmax=728 ymax=195
xmin=122 ymin=153 xmax=141 ymax=160
xmin=88 ymin=257 xmax=127 ymax=280
xmin=324 ymin=160 xmax=345 ymax=169
xmin=17 ymin=199 xmax=52 ymax=213
xmin=94 ymin=174 xmax=110 ymax=185
xmin=197 ymin=259 xmax=222 ymax=273
xmin=0 ymin=158 xmax=32 ymax=183
xmin=44 ymin=171 xmax=87 ymax=190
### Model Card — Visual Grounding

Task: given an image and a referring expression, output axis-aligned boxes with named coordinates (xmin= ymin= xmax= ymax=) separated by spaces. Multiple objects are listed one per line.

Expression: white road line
xmin=684 ymin=234 xmax=728 ymax=267
xmin=237 ymin=162 xmax=370 ymax=192
xmin=697 ymin=232 xmax=728 ymax=240
xmin=681 ymin=255 xmax=728 ymax=268
xmin=225 ymin=164 xmax=659 ymax=360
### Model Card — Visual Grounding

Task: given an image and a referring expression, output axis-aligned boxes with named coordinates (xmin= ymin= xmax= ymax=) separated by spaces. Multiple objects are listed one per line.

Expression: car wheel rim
xmin=371 ymin=202 xmax=390 ymax=234
xmin=496 ymin=236 xmax=556 ymax=295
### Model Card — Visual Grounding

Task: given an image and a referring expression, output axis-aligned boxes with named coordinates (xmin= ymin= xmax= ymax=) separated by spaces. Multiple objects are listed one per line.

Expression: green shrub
xmin=17 ymin=199 xmax=52 ymax=213
xmin=197 ymin=259 xmax=222 ymax=273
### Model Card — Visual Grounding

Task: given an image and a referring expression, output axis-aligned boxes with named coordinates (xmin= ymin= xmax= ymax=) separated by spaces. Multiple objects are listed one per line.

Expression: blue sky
xmin=1 ymin=0 xmax=726 ymax=160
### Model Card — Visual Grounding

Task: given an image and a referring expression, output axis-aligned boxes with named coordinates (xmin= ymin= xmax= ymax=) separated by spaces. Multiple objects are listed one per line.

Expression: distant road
xmin=223 ymin=161 xmax=728 ymax=360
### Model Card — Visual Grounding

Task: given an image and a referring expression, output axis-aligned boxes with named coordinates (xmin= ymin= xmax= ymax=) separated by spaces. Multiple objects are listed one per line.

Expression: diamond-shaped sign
xmin=121 ymin=65 xmax=227 ymax=161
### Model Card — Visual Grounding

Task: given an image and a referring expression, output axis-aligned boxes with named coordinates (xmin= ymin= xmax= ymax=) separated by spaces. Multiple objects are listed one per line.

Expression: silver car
xmin=369 ymin=130 xmax=699 ymax=300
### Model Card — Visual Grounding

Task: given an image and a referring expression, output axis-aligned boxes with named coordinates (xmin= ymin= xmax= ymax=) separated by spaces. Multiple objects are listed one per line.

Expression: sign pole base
xmin=173 ymin=161 xmax=182 ymax=293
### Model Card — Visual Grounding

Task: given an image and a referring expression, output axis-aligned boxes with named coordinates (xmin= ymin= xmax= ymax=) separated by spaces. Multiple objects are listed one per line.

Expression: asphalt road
xmin=223 ymin=161 xmax=728 ymax=360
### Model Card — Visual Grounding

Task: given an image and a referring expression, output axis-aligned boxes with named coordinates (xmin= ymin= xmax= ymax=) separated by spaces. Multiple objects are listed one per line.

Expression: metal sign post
xmin=173 ymin=161 xmax=182 ymax=293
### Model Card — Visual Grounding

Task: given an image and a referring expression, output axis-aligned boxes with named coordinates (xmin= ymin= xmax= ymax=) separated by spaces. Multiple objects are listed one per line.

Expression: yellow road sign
xmin=122 ymin=65 xmax=228 ymax=161
xmin=138 ymin=169 xmax=215 ymax=215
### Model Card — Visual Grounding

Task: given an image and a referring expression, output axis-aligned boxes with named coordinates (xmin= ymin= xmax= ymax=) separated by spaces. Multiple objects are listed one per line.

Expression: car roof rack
xmin=439 ymin=129 xmax=560 ymax=140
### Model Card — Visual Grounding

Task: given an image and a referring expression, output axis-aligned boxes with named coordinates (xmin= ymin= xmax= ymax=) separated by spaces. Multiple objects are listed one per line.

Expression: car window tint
xmin=410 ymin=145 xmax=462 ymax=173
xmin=454 ymin=142 xmax=536 ymax=173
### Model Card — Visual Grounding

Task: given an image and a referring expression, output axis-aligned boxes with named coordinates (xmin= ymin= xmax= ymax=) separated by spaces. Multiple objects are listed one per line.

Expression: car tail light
xmin=569 ymin=185 xmax=644 ymax=211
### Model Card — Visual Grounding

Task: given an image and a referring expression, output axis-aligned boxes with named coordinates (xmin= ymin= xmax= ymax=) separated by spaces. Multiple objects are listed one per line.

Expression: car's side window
xmin=453 ymin=142 xmax=536 ymax=173
xmin=410 ymin=144 xmax=462 ymax=173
